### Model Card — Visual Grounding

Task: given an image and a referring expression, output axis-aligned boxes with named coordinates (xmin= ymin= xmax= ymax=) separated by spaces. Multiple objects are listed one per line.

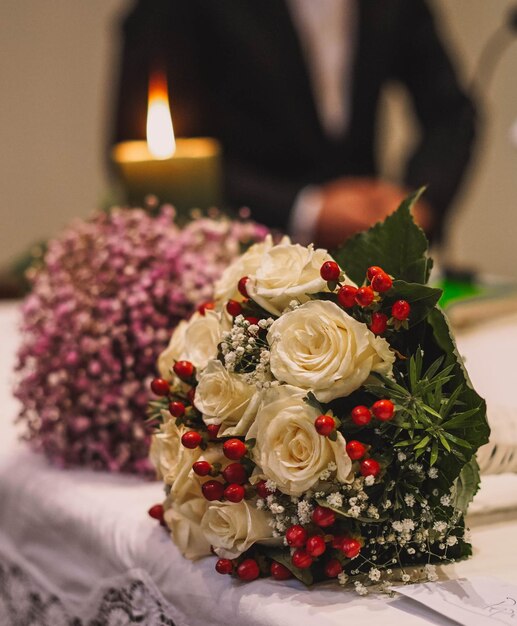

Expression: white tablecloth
xmin=1 ymin=301 xmax=517 ymax=626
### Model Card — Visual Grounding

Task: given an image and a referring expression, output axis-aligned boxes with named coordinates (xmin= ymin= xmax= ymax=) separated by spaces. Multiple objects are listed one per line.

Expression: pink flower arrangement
xmin=15 ymin=206 xmax=267 ymax=475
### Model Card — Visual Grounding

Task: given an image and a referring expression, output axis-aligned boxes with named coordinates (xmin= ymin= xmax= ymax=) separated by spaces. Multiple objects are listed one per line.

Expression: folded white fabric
xmin=478 ymin=405 xmax=517 ymax=474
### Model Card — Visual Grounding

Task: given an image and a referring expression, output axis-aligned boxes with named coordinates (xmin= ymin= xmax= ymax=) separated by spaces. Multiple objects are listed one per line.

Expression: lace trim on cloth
xmin=478 ymin=405 xmax=517 ymax=474
xmin=0 ymin=548 xmax=178 ymax=626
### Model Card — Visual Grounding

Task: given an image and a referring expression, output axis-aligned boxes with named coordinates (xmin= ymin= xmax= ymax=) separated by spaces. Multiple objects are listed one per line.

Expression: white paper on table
xmin=392 ymin=577 xmax=517 ymax=626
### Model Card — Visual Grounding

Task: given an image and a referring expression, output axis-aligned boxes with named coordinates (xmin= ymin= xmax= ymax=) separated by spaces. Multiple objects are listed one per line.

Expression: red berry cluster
xmin=215 ymin=557 xmax=262 ymax=581
xmin=196 ymin=439 xmax=251 ymax=503
xmin=351 ymin=399 xmax=395 ymax=426
xmin=150 ymin=359 xmax=209 ymax=440
xmin=319 ymin=262 xmax=411 ymax=335
xmin=283 ymin=506 xmax=362 ymax=577
xmin=215 ymin=556 xmax=294 ymax=582
xmin=346 ymin=399 xmax=396 ymax=477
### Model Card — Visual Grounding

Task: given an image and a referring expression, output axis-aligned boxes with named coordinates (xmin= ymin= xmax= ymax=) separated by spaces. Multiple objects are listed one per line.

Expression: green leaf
xmin=333 ymin=189 xmax=432 ymax=285
xmin=307 ymin=291 xmax=337 ymax=302
xmin=421 ymin=404 xmax=443 ymax=420
xmin=304 ymin=392 xmax=323 ymax=412
xmin=442 ymin=432 xmax=473 ymax=450
xmin=442 ymin=408 xmax=480 ymax=430
xmin=438 ymin=433 xmax=451 ymax=452
xmin=430 ymin=440 xmax=439 ymax=466
xmin=453 ymin=458 xmax=481 ymax=514
xmin=423 ymin=356 xmax=445 ymax=381
xmin=414 ymin=435 xmax=431 ymax=450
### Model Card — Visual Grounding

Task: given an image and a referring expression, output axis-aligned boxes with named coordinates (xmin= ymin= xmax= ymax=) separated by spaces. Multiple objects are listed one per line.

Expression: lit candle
xmin=112 ymin=72 xmax=222 ymax=212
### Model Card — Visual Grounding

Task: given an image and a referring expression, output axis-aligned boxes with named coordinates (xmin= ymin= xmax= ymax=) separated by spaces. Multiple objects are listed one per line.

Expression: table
xmin=1 ymin=301 xmax=517 ymax=626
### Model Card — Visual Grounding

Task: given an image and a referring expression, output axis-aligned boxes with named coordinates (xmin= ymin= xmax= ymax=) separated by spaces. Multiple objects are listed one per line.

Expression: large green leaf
xmin=333 ymin=189 xmax=432 ymax=285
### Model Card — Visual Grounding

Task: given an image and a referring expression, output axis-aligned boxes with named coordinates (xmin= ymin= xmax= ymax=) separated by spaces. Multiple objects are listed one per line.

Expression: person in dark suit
xmin=112 ymin=0 xmax=477 ymax=248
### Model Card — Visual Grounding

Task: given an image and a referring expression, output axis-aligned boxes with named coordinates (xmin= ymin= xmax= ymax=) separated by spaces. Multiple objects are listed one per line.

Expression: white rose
xmin=149 ymin=414 xmax=200 ymax=485
xmin=201 ymin=499 xmax=275 ymax=558
xmin=163 ymin=445 xmax=227 ymax=561
xmin=246 ymin=242 xmax=351 ymax=316
xmin=163 ymin=463 xmax=212 ymax=560
xmin=267 ymin=300 xmax=394 ymax=402
xmin=214 ymin=234 xmax=283 ymax=303
xmin=157 ymin=310 xmax=227 ymax=378
xmin=247 ymin=385 xmax=353 ymax=496
xmin=157 ymin=319 xmax=188 ymax=379
xmin=195 ymin=360 xmax=260 ymax=437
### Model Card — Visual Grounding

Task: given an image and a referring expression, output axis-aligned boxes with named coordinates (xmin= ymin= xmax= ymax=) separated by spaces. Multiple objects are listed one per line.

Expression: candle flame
xmin=146 ymin=72 xmax=176 ymax=159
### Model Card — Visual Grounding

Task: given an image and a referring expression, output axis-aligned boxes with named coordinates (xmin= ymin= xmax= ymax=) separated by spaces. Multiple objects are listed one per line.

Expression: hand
xmin=314 ymin=178 xmax=432 ymax=249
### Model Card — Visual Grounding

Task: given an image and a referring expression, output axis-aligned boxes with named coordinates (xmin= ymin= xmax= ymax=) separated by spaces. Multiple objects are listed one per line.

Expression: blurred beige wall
xmin=0 ymin=0 xmax=516 ymax=277
xmin=0 ymin=0 xmax=126 ymax=266
xmin=380 ymin=0 xmax=517 ymax=277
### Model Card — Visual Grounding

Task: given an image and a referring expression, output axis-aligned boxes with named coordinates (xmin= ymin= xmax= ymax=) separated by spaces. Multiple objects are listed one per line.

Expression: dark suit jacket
xmin=112 ymin=0 xmax=477 ymax=241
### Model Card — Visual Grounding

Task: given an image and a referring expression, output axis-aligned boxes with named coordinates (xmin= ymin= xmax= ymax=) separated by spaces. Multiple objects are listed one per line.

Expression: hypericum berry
xmin=168 ymin=401 xmax=185 ymax=418
xmin=312 ymin=506 xmax=336 ymax=528
xmin=346 ymin=440 xmax=367 ymax=461
xmin=245 ymin=316 xmax=260 ymax=326
xmin=369 ymin=312 xmax=388 ymax=335
xmin=201 ymin=480 xmax=225 ymax=501
xmin=325 ymin=558 xmax=343 ymax=578
xmin=237 ymin=558 xmax=260 ymax=581
xmin=392 ymin=299 xmax=410 ymax=321
xmin=181 ymin=430 xmax=202 ymax=449
xmin=320 ymin=260 xmax=340 ymax=282
xmin=285 ymin=525 xmax=308 ymax=548
xmin=292 ymin=549 xmax=313 ymax=569
xmin=148 ymin=503 xmax=164 ymax=522
xmin=367 ymin=266 xmax=384 ymax=281
xmin=226 ymin=299 xmax=243 ymax=317
xmin=355 ymin=286 xmax=375 ymax=307
xmin=270 ymin=562 xmax=292 ymax=580
xmin=372 ymin=399 xmax=395 ymax=421
xmin=360 ymin=458 xmax=381 ymax=478
xmin=173 ymin=360 xmax=195 ymax=381
xmin=306 ymin=535 xmax=326 ymax=557
xmin=222 ymin=463 xmax=247 ymax=485
xmin=331 ymin=535 xmax=347 ymax=550
xmin=224 ymin=483 xmax=246 ymax=503
xmin=198 ymin=301 xmax=215 ymax=315
xmin=341 ymin=537 xmax=361 ymax=559
xmin=223 ymin=438 xmax=247 ymax=460
xmin=371 ymin=272 xmax=393 ymax=293
xmin=206 ymin=423 xmax=220 ymax=439
xmin=337 ymin=284 xmax=358 ymax=308
xmin=255 ymin=479 xmax=274 ymax=499
xmin=351 ymin=405 xmax=372 ymax=427
xmin=215 ymin=558 xmax=233 ymax=575
xmin=238 ymin=276 xmax=250 ymax=298
xmin=150 ymin=378 xmax=169 ymax=396
xmin=187 ymin=387 xmax=196 ymax=405
xmin=314 ymin=414 xmax=335 ymax=436
xmin=192 ymin=461 xmax=212 ymax=477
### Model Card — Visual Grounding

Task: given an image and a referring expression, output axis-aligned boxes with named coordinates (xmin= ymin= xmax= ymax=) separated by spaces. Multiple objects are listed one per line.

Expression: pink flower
xmin=15 ymin=206 xmax=266 ymax=475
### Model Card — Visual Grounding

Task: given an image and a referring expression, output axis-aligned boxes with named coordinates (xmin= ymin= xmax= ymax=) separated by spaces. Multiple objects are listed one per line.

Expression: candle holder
xmin=111 ymin=137 xmax=222 ymax=213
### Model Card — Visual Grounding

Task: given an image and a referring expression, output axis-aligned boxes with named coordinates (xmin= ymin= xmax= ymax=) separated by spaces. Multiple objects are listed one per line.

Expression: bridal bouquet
xmin=149 ymin=194 xmax=489 ymax=591
xmin=16 ymin=206 xmax=267 ymax=474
